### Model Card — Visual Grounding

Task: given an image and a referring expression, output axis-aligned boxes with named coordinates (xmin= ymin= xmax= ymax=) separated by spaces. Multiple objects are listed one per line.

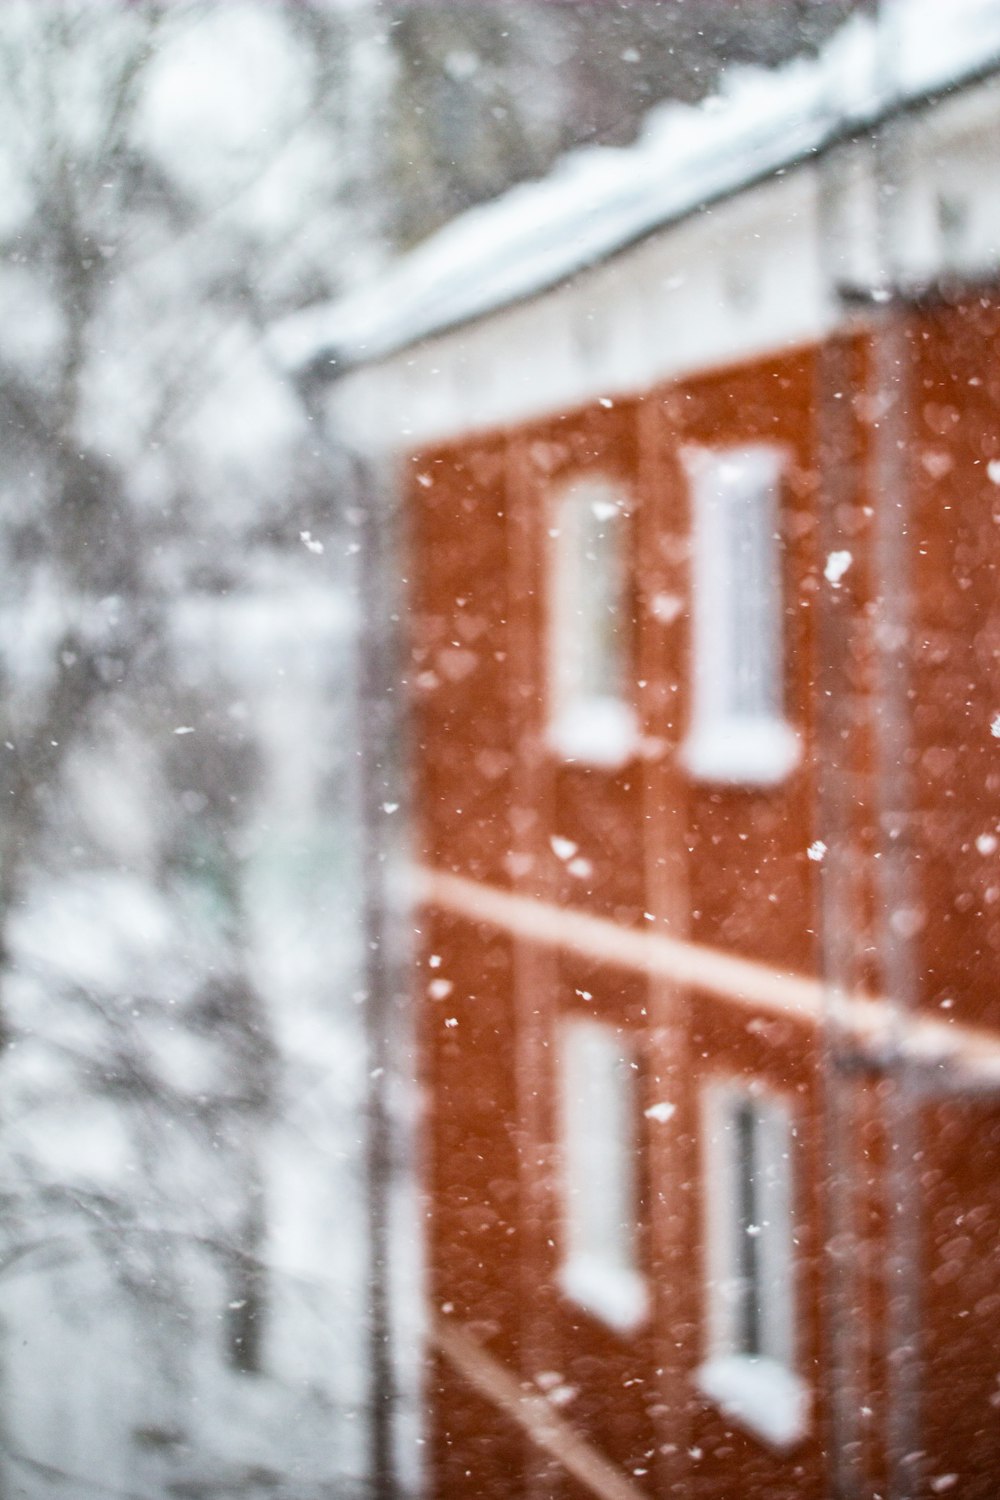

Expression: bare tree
xmin=0 ymin=4 xmax=380 ymax=1494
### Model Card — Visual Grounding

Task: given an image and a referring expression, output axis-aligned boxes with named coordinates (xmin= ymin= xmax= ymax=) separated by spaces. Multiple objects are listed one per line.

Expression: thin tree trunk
xmin=353 ymin=447 xmax=403 ymax=1500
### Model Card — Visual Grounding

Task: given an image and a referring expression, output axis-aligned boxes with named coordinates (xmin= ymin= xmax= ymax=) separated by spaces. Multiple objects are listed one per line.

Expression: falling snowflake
xmin=807 ymin=840 xmax=827 ymax=862
xmin=644 ymin=1101 xmax=676 ymax=1124
xmin=650 ymin=591 xmax=683 ymax=624
xmin=824 ymin=549 xmax=853 ymax=586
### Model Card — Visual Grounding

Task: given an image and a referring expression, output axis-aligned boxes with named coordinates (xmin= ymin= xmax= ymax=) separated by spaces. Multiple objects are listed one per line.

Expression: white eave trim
xmin=274 ymin=0 xmax=1000 ymax=381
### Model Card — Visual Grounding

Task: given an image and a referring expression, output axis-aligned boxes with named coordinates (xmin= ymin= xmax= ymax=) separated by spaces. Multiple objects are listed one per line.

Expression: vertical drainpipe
xmin=865 ymin=140 xmax=925 ymax=1500
xmin=817 ymin=3 xmax=923 ymax=1496
xmin=815 ymin=143 xmax=870 ymax=1498
xmin=862 ymin=7 xmax=925 ymax=1496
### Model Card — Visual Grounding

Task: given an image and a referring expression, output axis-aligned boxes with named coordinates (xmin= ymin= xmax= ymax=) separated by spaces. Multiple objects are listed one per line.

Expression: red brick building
xmin=287 ymin=8 xmax=1000 ymax=1496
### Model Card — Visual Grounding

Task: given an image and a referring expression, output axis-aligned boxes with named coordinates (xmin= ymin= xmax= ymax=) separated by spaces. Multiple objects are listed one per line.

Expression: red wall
xmin=407 ymin=301 xmax=1000 ymax=1499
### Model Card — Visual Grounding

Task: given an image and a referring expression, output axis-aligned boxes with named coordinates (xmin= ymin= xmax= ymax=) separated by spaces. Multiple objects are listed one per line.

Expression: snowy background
xmin=0 ymin=3 xmax=860 ymax=1496
xmin=0 ymin=6 xmax=404 ymax=1495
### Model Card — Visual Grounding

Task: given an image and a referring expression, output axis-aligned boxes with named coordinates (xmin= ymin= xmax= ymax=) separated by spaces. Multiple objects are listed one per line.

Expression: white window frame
xmin=547 ymin=476 xmax=637 ymax=768
xmin=681 ymin=444 xmax=799 ymax=785
xmin=557 ymin=1018 xmax=648 ymax=1334
xmin=696 ymin=1078 xmax=809 ymax=1449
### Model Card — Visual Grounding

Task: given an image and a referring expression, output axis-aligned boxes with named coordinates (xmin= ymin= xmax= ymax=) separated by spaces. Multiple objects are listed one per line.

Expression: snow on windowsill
xmin=549 ymin=697 xmax=638 ymax=769
xmin=559 ymin=1254 xmax=649 ymax=1335
xmin=681 ymin=716 xmax=800 ymax=786
xmin=696 ymin=1354 xmax=810 ymax=1450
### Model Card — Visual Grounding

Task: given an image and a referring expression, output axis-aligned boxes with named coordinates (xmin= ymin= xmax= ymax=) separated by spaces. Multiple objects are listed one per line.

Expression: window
xmin=557 ymin=1019 xmax=647 ymax=1333
xmin=682 ymin=445 xmax=798 ymax=783
xmin=697 ymin=1081 xmax=808 ymax=1448
xmin=548 ymin=476 xmax=636 ymax=766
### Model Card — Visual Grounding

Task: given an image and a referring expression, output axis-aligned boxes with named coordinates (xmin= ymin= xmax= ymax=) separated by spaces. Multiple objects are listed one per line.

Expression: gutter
xmin=286 ymin=45 xmax=1000 ymax=388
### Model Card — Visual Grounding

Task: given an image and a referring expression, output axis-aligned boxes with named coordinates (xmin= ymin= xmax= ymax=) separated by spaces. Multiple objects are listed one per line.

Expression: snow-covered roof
xmin=276 ymin=0 xmax=1000 ymax=378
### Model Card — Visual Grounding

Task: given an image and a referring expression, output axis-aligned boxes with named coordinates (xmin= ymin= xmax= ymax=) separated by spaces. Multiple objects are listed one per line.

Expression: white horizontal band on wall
xmin=432 ymin=1314 xmax=652 ymax=1500
xmin=415 ymin=865 xmax=1000 ymax=1088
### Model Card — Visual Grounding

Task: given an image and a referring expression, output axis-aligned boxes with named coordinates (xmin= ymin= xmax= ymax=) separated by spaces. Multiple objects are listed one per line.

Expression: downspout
xmin=858 ymin=8 xmax=926 ymax=1496
xmin=814 ymin=159 xmax=872 ymax=1500
xmin=817 ymin=4 xmax=923 ymax=1496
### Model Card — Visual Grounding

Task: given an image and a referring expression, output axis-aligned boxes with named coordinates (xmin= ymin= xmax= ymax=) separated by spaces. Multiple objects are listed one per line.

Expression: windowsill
xmin=549 ymin=698 xmax=638 ymax=769
xmin=681 ymin=716 xmax=800 ymax=786
xmin=558 ymin=1254 xmax=649 ymax=1334
xmin=695 ymin=1354 xmax=809 ymax=1449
